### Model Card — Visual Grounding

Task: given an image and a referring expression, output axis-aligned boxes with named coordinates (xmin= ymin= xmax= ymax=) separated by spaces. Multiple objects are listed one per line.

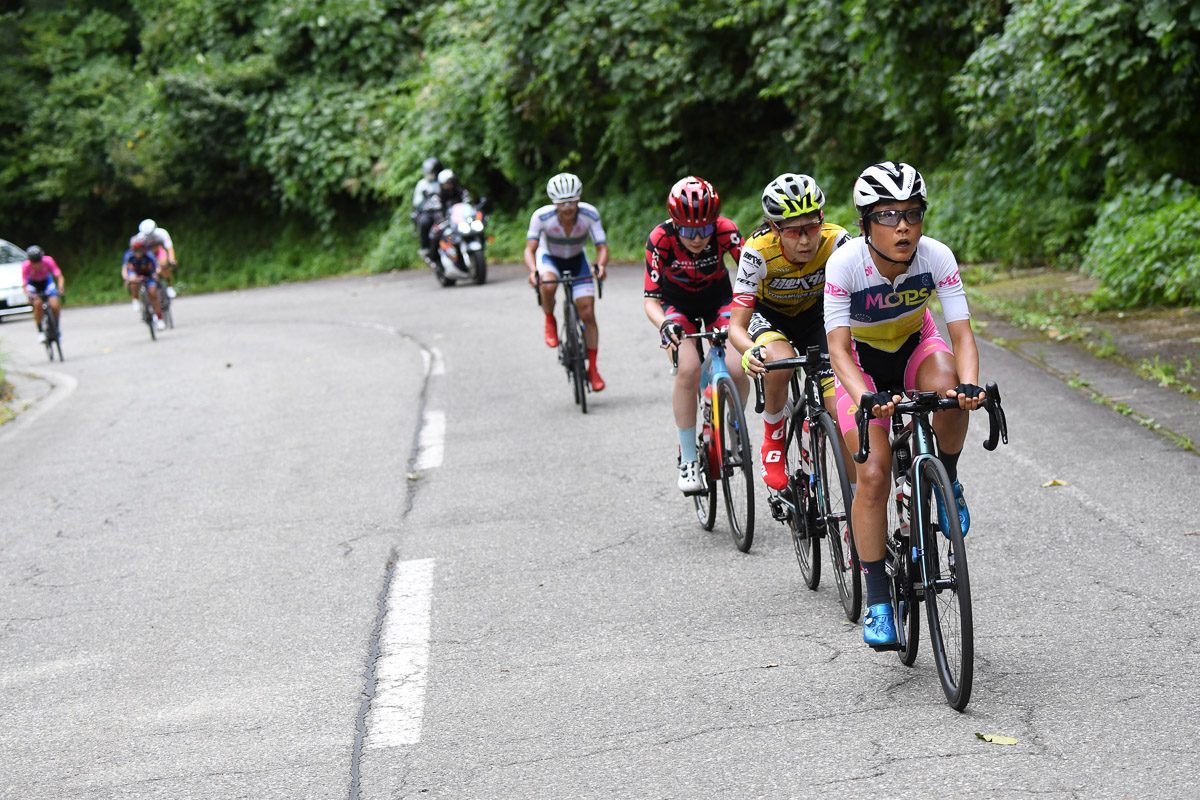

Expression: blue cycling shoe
xmin=863 ymin=603 xmax=898 ymax=647
xmin=936 ymin=479 xmax=970 ymax=537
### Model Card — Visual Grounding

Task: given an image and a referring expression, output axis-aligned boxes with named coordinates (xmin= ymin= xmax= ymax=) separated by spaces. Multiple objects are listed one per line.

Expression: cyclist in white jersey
xmin=823 ymin=161 xmax=986 ymax=648
xmin=525 ymin=172 xmax=609 ymax=391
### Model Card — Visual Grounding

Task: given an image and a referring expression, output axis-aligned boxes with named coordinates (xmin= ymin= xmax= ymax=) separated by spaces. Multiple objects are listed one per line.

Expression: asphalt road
xmin=1 ymin=263 xmax=1198 ymax=799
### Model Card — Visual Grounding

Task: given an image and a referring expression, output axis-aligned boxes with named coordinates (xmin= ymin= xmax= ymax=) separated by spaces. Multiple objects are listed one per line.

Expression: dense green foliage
xmin=1082 ymin=177 xmax=1200 ymax=308
xmin=2 ymin=0 xmax=1198 ymax=306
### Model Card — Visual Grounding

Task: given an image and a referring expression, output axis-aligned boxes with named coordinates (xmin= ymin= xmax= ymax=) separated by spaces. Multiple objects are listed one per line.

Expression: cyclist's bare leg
xmin=721 ymin=345 xmax=750 ymax=405
xmin=917 ymin=350 xmax=968 ymax=453
xmin=31 ymin=295 xmax=43 ymax=330
xmin=576 ymin=296 xmax=598 ymax=349
xmin=761 ymin=339 xmax=795 ymax=415
xmin=672 ymin=341 xmax=702 ymax=428
xmin=149 ymin=285 xmax=162 ymax=317
xmin=48 ymin=295 xmax=60 ymax=317
xmin=538 ymin=271 xmax=557 ymax=315
xmin=843 ymin=425 xmax=891 ymax=562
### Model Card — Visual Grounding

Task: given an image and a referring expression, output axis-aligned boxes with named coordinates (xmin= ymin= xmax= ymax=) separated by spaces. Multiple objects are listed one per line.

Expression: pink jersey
xmin=22 ymin=256 xmax=62 ymax=284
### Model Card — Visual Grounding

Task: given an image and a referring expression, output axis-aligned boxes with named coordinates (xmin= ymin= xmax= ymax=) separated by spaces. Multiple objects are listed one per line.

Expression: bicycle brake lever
xmin=753 ymin=375 xmax=765 ymax=415
xmin=982 ymin=381 xmax=1008 ymax=450
xmin=853 ymin=392 xmax=873 ymax=464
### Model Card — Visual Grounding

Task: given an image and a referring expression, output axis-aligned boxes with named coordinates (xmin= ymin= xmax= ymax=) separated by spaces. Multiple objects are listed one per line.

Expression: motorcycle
xmin=427 ymin=201 xmax=488 ymax=287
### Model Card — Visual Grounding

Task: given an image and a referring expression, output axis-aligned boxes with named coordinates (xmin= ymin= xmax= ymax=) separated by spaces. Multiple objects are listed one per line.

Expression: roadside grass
xmin=962 ymin=264 xmax=1200 ymax=402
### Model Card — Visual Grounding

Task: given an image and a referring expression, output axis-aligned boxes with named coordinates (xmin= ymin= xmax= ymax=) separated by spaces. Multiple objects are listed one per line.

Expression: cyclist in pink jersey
xmin=823 ymin=161 xmax=986 ymax=648
xmin=20 ymin=246 xmax=65 ymax=344
xmin=644 ymin=176 xmax=747 ymax=492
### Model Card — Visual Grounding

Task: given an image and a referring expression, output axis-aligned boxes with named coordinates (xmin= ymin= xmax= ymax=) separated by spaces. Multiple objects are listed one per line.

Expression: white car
xmin=0 ymin=239 xmax=31 ymax=320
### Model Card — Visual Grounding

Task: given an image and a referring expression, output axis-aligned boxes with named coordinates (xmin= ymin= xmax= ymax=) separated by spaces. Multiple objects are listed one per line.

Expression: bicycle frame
xmin=672 ymin=326 xmax=734 ymax=475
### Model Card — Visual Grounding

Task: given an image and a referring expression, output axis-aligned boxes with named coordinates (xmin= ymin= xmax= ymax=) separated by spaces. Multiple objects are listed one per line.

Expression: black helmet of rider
xmin=423 ymin=157 xmax=444 ymax=180
xmin=26 ymin=245 xmax=44 ymax=261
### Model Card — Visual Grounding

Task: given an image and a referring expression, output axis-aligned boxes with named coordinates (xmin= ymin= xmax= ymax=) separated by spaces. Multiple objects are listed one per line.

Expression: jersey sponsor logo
xmin=743 ymin=251 xmax=764 ymax=268
xmin=732 ymin=293 xmax=756 ymax=308
xmin=767 ymin=269 xmax=824 ymax=292
xmin=938 ymin=271 xmax=962 ymax=288
xmin=649 ymin=268 xmax=660 ymax=283
xmin=728 ymin=231 xmax=741 ymax=247
xmin=864 ymin=287 xmax=930 ymax=309
xmin=825 ymin=283 xmax=850 ymax=298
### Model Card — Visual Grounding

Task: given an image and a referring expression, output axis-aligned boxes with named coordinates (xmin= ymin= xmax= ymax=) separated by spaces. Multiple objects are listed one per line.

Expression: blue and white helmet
xmin=852 ymin=162 xmax=926 ymax=216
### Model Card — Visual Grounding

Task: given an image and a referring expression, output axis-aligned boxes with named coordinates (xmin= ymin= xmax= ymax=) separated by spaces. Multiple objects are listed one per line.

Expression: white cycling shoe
xmin=166 ymin=286 xmax=177 ymax=299
xmin=132 ymin=299 xmax=141 ymax=312
xmin=677 ymin=460 xmax=704 ymax=494
xmin=155 ymin=317 xmax=166 ymax=331
xmin=37 ymin=331 xmax=47 ymax=343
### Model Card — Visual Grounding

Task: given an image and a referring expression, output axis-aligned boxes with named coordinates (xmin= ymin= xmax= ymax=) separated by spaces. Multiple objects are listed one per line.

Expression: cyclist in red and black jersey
xmin=644 ymin=176 xmax=749 ymax=493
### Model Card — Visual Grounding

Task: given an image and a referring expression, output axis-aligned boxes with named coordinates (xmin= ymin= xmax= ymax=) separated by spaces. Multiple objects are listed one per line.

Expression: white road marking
xmin=366 ymin=558 xmax=435 ymax=749
xmin=421 ymin=347 xmax=446 ymax=376
xmin=414 ymin=411 xmax=445 ymax=470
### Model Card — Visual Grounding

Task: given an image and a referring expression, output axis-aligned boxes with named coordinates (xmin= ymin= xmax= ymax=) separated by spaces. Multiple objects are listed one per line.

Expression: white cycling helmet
xmin=852 ymin=161 xmax=926 ymax=216
xmin=138 ymin=218 xmax=157 ymax=235
xmin=761 ymin=173 xmax=825 ymax=222
xmin=546 ymin=172 xmax=583 ymax=203
xmin=437 ymin=168 xmax=456 ymax=185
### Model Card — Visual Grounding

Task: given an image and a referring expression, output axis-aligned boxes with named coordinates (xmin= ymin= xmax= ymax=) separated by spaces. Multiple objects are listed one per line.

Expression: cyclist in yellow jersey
xmin=729 ymin=173 xmax=851 ymax=491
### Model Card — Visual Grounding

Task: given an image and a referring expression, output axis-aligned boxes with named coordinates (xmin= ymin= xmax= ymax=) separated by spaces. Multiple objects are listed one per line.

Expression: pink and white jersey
xmin=526 ymin=203 xmax=606 ymax=259
xmin=22 ymin=256 xmax=63 ymax=284
xmin=823 ymin=236 xmax=969 ymax=353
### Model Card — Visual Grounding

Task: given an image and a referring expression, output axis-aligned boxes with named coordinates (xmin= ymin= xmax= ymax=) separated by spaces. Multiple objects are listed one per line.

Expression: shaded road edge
xmin=974 ymin=310 xmax=1200 ymax=455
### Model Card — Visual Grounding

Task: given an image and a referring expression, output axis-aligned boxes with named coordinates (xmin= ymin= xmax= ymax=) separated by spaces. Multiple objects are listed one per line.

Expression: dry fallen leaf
xmin=1042 ymin=478 xmax=1069 ymax=487
xmin=976 ymin=733 xmax=1019 ymax=745
xmin=762 ymin=663 xmax=780 ymax=669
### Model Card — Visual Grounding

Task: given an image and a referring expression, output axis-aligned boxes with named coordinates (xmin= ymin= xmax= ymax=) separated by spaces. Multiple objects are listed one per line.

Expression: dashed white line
xmin=366 ymin=558 xmax=435 ymax=749
xmin=414 ymin=411 xmax=445 ymax=470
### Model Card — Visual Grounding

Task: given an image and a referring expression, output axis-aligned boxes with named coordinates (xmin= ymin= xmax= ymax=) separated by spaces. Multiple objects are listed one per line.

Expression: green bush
xmin=1081 ymin=176 xmax=1200 ymax=308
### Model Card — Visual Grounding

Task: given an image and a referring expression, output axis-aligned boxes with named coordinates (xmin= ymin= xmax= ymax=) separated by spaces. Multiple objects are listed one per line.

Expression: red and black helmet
xmin=667 ymin=176 xmax=720 ymax=227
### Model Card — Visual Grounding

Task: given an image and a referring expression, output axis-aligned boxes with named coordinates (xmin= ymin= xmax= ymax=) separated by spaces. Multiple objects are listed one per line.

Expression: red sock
xmin=761 ymin=418 xmax=788 ymax=490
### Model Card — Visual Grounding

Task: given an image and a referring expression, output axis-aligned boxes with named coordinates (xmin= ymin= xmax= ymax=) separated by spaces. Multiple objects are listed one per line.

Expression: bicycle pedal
xmin=681 ymin=486 xmax=708 ymax=497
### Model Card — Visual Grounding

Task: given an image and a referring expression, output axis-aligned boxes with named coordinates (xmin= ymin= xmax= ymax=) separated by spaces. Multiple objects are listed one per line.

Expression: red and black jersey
xmin=644 ymin=216 xmax=742 ymax=300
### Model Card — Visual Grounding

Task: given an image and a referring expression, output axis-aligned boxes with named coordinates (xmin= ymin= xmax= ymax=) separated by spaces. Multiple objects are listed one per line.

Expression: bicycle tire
xmin=43 ymin=305 xmax=59 ymax=361
xmin=574 ymin=321 xmax=588 ymax=414
xmin=886 ymin=459 xmax=920 ymax=666
xmin=787 ymin=410 xmax=819 ymax=588
xmin=921 ymin=457 xmax=974 ymax=710
xmin=693 ymin=398 xmax=718 ymax=531
xmin=563 ymin=304 xmax=587 ymax=413
xmin=141 ymin=287 xmax=157 ymax=341
xmin=815 ymin=411 xmax=860 ymax=621
xmin=716 ymin=377 xmax=754 ymax=552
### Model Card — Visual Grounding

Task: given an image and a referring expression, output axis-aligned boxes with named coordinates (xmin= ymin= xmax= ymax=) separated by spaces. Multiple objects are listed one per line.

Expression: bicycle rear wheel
xmin=716 ymin=377 xmax=753 ymax=552
xmin=814 ymin=411 xmax=860 ymax=620
xmin=787 ymin=412 xmax=819 ymax=589
xmin=921 ymin=457 xmax=973 ymax=710
xmin=573 ymin=321 xmax=588 ymax=414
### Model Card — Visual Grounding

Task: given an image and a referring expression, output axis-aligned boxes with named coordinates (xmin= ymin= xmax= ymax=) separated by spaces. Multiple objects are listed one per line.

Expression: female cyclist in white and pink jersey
xmin=823 ymin=161 xmax=987 ymax=649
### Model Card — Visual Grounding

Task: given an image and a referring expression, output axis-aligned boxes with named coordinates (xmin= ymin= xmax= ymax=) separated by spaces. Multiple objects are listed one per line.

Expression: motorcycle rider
xmin=412 ymin=157 xmax=444 ymax=261
xmin=426 ymin=169 xmax=473 ymax=257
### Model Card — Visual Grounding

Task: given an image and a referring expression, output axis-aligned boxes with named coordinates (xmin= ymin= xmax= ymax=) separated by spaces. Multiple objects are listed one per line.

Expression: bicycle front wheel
xmin=693 ymin=404 xmax=718 ymax=532
xmin=814 ymin=411 xmax=860 ymax=620
xmin=43 ymin=307 xmax=59 ymax=361
xmin=787 ymin=412 xmax=819 ymax=589
xmin=716 ymin=377 xmax=754 ymax=553
xmin=921 ymin=457 xmax=973 ymax=710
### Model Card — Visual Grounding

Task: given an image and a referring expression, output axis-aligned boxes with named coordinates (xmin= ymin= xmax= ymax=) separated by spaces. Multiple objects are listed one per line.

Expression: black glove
xmin=954 ymin=383 xmax=984 ymax=400
xmin=869 ymin=390 xmax=895 ymax=415
xmin=659 ymin=320 xmax=683 ymax=347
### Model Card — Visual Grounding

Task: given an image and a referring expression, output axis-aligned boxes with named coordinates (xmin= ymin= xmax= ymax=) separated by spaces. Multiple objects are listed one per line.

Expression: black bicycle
xmin=136 ymin=281 xmax=163 ymax=341
xmin=535 ymin=271 xmax=601 ymax=413
xmin=33 ymin=290 xmax=63 ymax=361
xmin=852 ymin=382 xmax=1008 ymax=710
xmin=669 ymin=326 xmax=755 ymax=551
xmin=753 ymin=345 xmax=860 ymax=620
